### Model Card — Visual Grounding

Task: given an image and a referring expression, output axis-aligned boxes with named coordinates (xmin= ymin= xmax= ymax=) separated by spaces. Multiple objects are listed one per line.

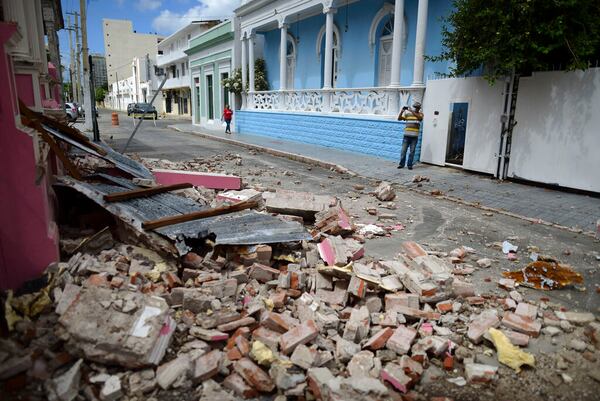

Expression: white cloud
xmin=136 ymin=0 xmax=162 ymax=11
xmin=152 ymin=0 xmax=241 ymax=34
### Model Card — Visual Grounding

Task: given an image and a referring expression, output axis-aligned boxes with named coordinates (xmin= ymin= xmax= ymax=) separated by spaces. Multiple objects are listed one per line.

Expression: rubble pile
xmin=2 ymin=198 xmax=599 ymax=400
xmin=2 ymin=109 xmax=599 ymax=400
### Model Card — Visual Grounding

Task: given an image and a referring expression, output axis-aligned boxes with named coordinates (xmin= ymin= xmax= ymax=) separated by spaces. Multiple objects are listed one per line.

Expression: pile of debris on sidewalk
xmin=1 ymin=106 xmax=599 ymax=401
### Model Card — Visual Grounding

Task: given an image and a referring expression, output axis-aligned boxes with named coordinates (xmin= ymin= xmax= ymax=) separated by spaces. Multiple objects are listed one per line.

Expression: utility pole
xmin=67 ymin=15 xmax=75 ymax=102
xmin=115 ymin=71 xmax=121 ymax=111
xmin=67 ymin=11 xmax=82 ymax=104
xmin=80 ymin=0 xmax=92 ymax=131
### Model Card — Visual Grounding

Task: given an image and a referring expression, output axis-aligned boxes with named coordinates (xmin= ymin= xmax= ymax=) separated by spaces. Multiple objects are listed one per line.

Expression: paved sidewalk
xmin=171 ymin=123 xmax=600 ymax=233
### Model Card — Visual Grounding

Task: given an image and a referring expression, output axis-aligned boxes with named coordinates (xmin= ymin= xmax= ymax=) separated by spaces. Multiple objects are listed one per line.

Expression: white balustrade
xmin=247 ymin=87 xmax=422 ymax=117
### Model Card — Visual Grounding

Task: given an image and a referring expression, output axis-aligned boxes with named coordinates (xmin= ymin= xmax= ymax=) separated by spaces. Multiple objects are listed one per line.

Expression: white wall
xmin=421 ymin=77 xmax=505 ymax=174
xmin=508 ymin=68 xmax=600 ymax=192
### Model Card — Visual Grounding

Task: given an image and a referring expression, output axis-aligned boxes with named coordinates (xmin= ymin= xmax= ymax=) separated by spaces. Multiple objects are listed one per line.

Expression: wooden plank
xmin=142 ymin=199 xmax=259 ymax=230
xmin=103 ymin=183 xmax=193 ymax=202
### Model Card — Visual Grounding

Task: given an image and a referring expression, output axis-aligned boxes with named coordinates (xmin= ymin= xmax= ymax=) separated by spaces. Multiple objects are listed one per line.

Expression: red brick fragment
xmin=363 ymin=327 xmax=394 ymax=351
xmin=233 ymin=357 xmax=275 ymax=392
xmin=223 ymin=372 xmax=259 ymax=399
xmin=279 ymin=320 xmax=319 ymax=355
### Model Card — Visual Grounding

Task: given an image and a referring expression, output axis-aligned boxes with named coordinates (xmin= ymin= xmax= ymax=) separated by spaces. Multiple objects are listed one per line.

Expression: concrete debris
xmin=2 ymin=149 xmax=596 ymax=401
xmin=374 ymin=181 xmax=396 ymax=201
xmin=46 ymin=359 xmax=83 ymax=401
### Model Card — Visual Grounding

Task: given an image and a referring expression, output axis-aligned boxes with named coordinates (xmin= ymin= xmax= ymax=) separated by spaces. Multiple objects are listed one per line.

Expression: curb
xmin=169 ymin=125 xmax=353 ymax=175
xmin=170 ymin=125 xmax=597 ymax=240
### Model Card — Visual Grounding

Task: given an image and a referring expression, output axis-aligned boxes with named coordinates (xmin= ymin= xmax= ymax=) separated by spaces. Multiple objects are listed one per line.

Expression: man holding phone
xmin=397 ymin=102 xmax=423 ymax=170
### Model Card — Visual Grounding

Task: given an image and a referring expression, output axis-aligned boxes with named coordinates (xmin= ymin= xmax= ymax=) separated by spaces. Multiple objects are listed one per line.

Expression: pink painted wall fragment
xmin=152 ymin=168 xmax=242 ymax=190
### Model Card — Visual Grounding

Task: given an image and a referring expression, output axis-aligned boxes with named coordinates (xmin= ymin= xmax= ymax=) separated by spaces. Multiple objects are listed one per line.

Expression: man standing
xmin=397 ymin=102 xmax=423 ymax=170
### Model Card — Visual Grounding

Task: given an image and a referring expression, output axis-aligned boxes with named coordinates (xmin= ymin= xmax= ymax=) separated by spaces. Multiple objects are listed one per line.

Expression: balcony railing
xmin=162 ymin=76 xmax=190 ymax=90
xmin=246 ymin=87 xmax=423 ymax=117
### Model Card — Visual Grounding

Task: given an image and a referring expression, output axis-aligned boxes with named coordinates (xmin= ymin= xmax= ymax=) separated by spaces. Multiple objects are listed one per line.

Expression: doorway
xmin=446 ymin=102 xmax=468 ymax=165
xmin=206 ymin=74 xmax=214 ymax=120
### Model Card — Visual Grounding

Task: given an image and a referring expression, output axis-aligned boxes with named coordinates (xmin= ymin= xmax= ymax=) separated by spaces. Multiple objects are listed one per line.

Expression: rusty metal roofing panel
xmin=56 ymin=177 xmax=311 ymax=255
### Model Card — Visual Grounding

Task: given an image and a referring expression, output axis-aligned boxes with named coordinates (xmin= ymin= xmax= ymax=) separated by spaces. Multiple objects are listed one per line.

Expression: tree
xmin=95 ymin=87 xmax=107 ymax=104
xmin=430 ymin=0 xmax=600 ymax=82
xmin=253 ymin=58 xmax=269 ymax=91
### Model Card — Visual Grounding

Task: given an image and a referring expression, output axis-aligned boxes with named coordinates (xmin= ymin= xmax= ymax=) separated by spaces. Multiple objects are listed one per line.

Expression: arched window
xmin=369 ymin=4 xmax=408 ymax=86
xmin=316 ymin=24 xmax=341 ymax=88
xmin=378 ymin=17 xmax=394 ymax=86
xmin=286 ymin=33 xmax=296 ymax=89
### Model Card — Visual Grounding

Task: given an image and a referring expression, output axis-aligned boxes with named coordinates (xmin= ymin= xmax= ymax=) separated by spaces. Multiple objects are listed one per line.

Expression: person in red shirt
xmin=222 ymin=105 xmax=233 ymax=134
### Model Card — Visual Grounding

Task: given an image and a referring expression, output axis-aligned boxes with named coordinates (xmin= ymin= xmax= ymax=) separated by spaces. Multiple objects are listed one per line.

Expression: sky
xmin=58 ymin=0 xmax=242 ymax=69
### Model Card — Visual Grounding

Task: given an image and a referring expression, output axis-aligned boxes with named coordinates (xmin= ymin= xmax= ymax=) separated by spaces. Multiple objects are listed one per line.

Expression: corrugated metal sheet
xmin=42 ymin=124 xmax=153 ymax=179
xmin=56 ymin=177 xmax=312 ymax=255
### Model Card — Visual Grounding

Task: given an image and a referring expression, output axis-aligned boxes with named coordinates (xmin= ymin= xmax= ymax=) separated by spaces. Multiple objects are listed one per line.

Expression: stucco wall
xmin=420 ymin=77 xmax=504 ymax=174
xmin=260 ymin=0 xmax=453 ymax=90
xmin=508 ymin=68 xmax=600 ymax=192
xmin=235 ymin=110 xmax=421 ymax=161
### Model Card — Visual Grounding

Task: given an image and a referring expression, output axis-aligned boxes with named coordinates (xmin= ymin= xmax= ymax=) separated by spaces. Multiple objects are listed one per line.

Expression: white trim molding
xmin=368 ymin=2 xmax=408 ymax=56
xmin=316 ymin=22 xmax=341 ymax=60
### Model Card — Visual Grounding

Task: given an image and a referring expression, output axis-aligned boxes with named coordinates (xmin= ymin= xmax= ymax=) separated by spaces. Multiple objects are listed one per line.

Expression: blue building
xmin=234 ymin=0 xmax=453 ymax=161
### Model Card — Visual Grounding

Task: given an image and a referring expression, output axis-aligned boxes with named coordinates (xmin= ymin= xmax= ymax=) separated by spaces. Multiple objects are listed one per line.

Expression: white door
xmin=378 ymin=36 xmax=393 ymax=86
xmin=286 ymin=56 xmax=295 ymax=89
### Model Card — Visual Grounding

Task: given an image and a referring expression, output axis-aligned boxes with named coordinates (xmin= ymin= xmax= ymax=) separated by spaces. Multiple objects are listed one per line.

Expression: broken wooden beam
xmin=21 ymin=115 xmax=83 ymax=180
xmin=103 ymin=183 xmax=193 ymax=202
xmin=142 ymin=199 xmax=259 ymax=230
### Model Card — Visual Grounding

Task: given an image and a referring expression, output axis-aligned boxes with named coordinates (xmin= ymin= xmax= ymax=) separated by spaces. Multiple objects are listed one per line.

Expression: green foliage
xmin=429 ymin=0 xmax=600 ymax=82
xmin=221 ymin=58 xmax=270 ymax=94
xmin=95 ymin=87 xmax=108 ymax=103
xmin=253 ymin=58 xmax=269 ymax=91
xmin=221 ymin=68 xmax=244 ymax=94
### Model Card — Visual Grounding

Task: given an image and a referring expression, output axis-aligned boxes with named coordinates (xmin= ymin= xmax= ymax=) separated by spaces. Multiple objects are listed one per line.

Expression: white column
xmin=322 ymin=7 xmax=335 ymax=89
xmin=279 ymin=23 xmax=288 ymax=90
xmin=390 ymin=0 xmax=405 ymax=87
xmin=241 ymin=37 xmax=248 ymax=108
xmin=412 ymin=0 xmax=428 ymax=86
xmin=248 ymin=34 xmax=256 ymax=93
xmin=241 ymin=38 xmax=248 ymax=90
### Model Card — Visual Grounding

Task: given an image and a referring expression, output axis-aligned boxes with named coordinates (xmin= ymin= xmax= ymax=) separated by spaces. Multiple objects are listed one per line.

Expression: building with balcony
xmin=235 ymin=0 xmax=452 ymax=161
xmin=157 ymin=21 xmax=220 ymax=117
xmin=106 ymin=54 xmax=164 ymax=114
xmin=236 ymin=0 xmax=600 ymax=193
xmin=186 ymin=20 xmax=236 ymax=130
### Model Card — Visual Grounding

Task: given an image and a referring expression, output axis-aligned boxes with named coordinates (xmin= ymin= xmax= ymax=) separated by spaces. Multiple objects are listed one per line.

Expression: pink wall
xmin=0 ymin=23 xmax=59 ymax=290
xmin=15 ymin=73 xmax=36 ymax=107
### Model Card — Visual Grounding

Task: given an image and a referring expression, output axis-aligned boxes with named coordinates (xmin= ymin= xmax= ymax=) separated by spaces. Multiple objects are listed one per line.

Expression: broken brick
xmin=217 ymin=317 xmax=256 ymax=332
xmin=192 ymin=350 xmax=223 ymax=383
xmin=467 ymin=312 xmax=500 ymax=344
xmin=387 ymin=325 xmax=418 ymax=355
xmin=233 ymin=357 xmax=275 ymax=392
xmin=502 ymin=312 xmax=542 ymax=337
xmin=279 ymin=320 xmax=319 ymax=355
xmin=223 ymin=372 xmax=259 ymax=399
xmin=385 ymin=293 xmax=420 ymax=311
xmin=364 ymin=327 xmax=394 ymax=351
xmin=381 ymin=362 xmax=412 ymax=393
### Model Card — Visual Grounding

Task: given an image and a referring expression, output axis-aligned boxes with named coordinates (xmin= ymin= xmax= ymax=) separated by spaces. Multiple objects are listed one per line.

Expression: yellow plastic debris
xmin=262 ymin=297 xmax=274 ymax=312
xmin=488 ymin=327 xmax=535 ymax=372
xmin=4 ymin=291 xmax=23 ymax=331
xmin=250 ymin=340 xmax=276 ymax=366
